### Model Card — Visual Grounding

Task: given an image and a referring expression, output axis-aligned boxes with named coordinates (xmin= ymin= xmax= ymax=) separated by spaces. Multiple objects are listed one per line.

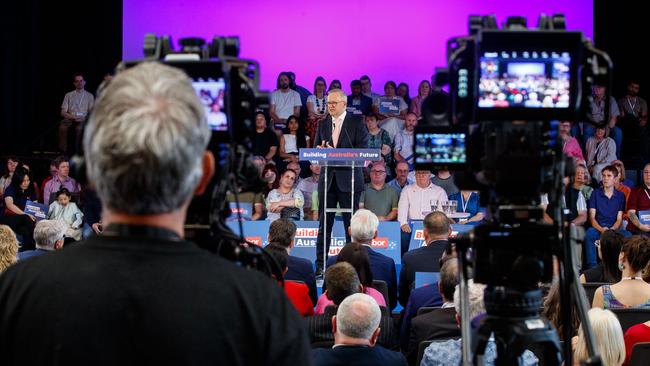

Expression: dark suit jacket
xmin=314 ymin=112 xmax=369 ymax=193
xmin=327 ymin=244 xmax=397 ymax=310
xmin=285 ymin=255 xmax=317 ymax=306
xmin=406 ymin=307 xmax=460 ymax=365
xmin=306 ymin=305 xmax=397 ymax=349
xmin=398 ymin=240 xmax=450 ymax=306
xmin=399 ymin=284 xmax=443 ymax=351
xmin=313 ymin=344 xmax=408 ymax=366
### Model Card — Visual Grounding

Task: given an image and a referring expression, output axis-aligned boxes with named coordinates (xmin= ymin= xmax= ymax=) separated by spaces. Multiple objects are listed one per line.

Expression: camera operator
xmin=0 ymin=62 xmax=311 ymax=365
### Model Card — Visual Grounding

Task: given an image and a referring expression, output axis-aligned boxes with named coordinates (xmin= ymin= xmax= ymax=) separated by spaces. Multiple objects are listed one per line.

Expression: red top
xmin=626 ymin=186 xmax=650 ymax=231
xmin=283 ymin=281 xmax=314 ymax=317
xmin=623 ymin=323 xmax=650 ymax=365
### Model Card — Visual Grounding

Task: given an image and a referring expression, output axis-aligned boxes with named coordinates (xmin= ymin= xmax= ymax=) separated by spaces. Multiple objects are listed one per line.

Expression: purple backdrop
xmin=123 ymin=0 xmax=592 ymax=94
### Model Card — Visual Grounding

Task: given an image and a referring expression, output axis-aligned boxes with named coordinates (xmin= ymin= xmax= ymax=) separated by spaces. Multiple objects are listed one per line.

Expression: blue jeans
xmin=572 ymin=123 xmax=623 ymax=159
xmin=584 ymin=227 xmax=631 ymax=269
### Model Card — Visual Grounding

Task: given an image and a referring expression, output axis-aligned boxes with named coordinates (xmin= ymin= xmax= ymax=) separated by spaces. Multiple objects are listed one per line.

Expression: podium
xmin=299 ymin=148 xmax=382 ymax=275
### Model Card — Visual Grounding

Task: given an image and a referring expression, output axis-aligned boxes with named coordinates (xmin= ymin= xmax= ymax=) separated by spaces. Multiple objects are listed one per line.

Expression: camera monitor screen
xmin=478 ymin=51 xmax=571 ymax=109
xmin=415 ymin=127 xmax=467 ymax=170
xmin=192 ymin=77 xmax=228 ymax=132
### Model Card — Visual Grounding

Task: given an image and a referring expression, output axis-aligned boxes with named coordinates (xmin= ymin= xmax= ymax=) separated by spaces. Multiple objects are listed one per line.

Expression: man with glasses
xmin=360 ymin=161 xmax=398 ymax=221
xmin=360 ymin=75 xmax=380 ymax=101
xmin=314 ymin=89 xmax=369 ymax=276
xmin=59 ymin=73 xmax=94 ymax=153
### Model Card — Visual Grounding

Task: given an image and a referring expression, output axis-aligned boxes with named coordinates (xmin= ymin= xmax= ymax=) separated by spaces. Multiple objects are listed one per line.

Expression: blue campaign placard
xmin=638 ymin=210 xmax=650 ymax=226
xmin=226 ymin=220 xmax=402 ymax=264
xmin=227 ymin=202 xmax=253 ymax=221
xmin=24 ymin=200 xmax=48 ymax=221
xmin=299 ymin=148 xmax=381 ymax=162
xmin=408 ymin=221 xmax=475 ymax=251
xmin=415 ymin=272 xmax=440 ymax=289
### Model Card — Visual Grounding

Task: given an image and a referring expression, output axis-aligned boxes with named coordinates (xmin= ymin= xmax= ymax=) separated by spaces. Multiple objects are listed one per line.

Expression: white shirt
xmin=332 ymin=111 xmax=347 ymax=147
xmin=398 ymin=183 xmax=448 ymax=226
xmin=271 ymin=89 xmax=302 ymax=119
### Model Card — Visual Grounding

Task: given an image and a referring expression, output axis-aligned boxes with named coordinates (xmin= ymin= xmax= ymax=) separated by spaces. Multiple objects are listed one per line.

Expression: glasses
xmin=415 ymin=171 xmax=429 ymax=175
xmin=371 ymin=170 xmax=386 ymax=174
xmin=326 ymin=101 xmax=343 ymax=106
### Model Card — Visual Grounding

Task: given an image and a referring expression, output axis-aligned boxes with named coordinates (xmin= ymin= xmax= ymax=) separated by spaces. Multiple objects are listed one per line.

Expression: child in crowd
xmin=47 ymin=188 xmax=83 ymax=241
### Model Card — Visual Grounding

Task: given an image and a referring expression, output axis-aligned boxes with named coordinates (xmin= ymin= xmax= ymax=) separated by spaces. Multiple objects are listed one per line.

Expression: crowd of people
xmin=0 ymin=64 xmax=650 ymax=365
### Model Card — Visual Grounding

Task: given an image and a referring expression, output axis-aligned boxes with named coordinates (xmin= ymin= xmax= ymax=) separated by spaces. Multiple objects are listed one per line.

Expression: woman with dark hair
xmin=278 ymin=115 xmax=310 ymax=173
xmin=593 ymin=235 xmax=650 ymax=309
xmin=328 ymin=79 xmax=342 ymax=91
xmin=543 ymin=281 xmax=580 ymax=341
xmin=580 ymin=230 xmax=624 ymax=283
xmin=314 ymin=242 xmax=387 ymax=314
xmin=0 ymin=156 xmax=19 ymax=197
xmin=306 ymin=76 xmax=328 ymax=143
xmin=252 ymin=111 xmax=278 ymax=163
xmin=0 ymin=167 xmax=37 ymax=250
xmin=397 ymin=82 xmax=411 ymax=108
xmin=261 ymin=163 xmax=280 ymax=199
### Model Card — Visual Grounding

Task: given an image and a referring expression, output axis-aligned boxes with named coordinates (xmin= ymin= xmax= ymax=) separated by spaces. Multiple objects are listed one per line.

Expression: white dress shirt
xmin=398 ymin=183 xmax=448 ymax=226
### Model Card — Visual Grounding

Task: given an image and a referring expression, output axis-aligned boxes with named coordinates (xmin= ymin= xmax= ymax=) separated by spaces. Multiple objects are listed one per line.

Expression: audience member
xmin=627 ymin=163 xmax=650 ymax=234
xmin=0 ymin=156 xmax=19 ymax=197
xmin=394 ymin=112 xmax=417 ymax=169
xmin=397 ymin=82 xmax=411 ymax=108
xmin=623 ymin=319 xmax=650 ymax=365
xmin=360 ymin=162 xmax=398 ymax=221
xmin=81 ymin=185 xmax=103 ymax=238
xmin=46 ymin=188 xmax=83 ymax=241
xmin=399 ymin=211 xmax=451 ymax=306
xmin=420 ymin=280 xmax=538 ymax=366
xmin=0 ymin=225 xmax=18 ymax=273
xmin=17 ymin=220 xmax=66 ymax=261
xmin=586 ymin=126 xmax=617 ymax=183
xmin=540 ymin=177 xmax=587 ymax=226
xmin=373 ymin=81 xmax=408 ymax=142
xmin=306 ymin=76 xmax=328 ymax=142
xmin=360 ymin=75 xmax=380 ymax=100
xmin=278 ymin=115 xmax=310 ymax=172
xmin=266 ymin=245 xmax=314 ymax=316
xmin=387 ymin=161 xmax=413 ymax=196
xmin=405 ymin=258 xmax=460 ymax=364
xmin=0 ymin=167 xmax=37 ymax=250
xmin=59 ymin=72 xmax=95 ymax=153
xmin=580 ymin=230 xmax=624 ymax=283
xmin=574 ymin=163 xmax=593 ymax=200
xmin=560 ymin=121 xmax=585 ymax=162
xmin=40 ymin=160 xmax=58 ymax=202
xmin=398 ymin=171 xmax=447 ymax=255
xmin=409 ymin=80 xmax=432 ymax=119
xmin=286 ymin=71 xmax=311 ymax=113
xmin=42 ymin=156 xmax=81 ymax=206
xmin=252 ymin=111 xmax=279 ymax=163
xmin=574 ymin=84 xmax=622 ymax=158
xmin=613 ymin=160 xmax=635 ymax=189
xmin=593 ymin=236 xmax=650 ymax=309
xmin=312 ymin=293 xmax=407 ymax=366
xmin=262 ymin=163 xmax=280 ymax=199
xmin=542 ymin=281 xmax=580 ymax=342
xmin=297 ymin=163 xmax=320 ymax=218
xmin=573 ymin=308 xmax=625 ymax=366
xmin=317 ymin=242 xmax=387 ymax=313
xmin=347 ymin=79 xmax=374 ymax=117
xmin=329 ymin=79 xmax=342 ymax=91
xmin=618 ymin=80 xmax=649 ymax=161
xmin=268 ymin=218 xmax=317 ymax=306
xmin=225 ymin=186 xmax=265 ymax=221
xmin=431 ymin=170 xmax=459 ymax=197
xmin=266 ymin=169 xmax=305 ymax=222
xmin=449 ymin=190 xmax=484 ymax=224
xmin=420 ymin=78 xmax=450 ymax=126
xmin=585 ymin=165 xmax=631 ymax=269
xmin=365 ymin=113 xmax=393 ymax=168
xmin=0 ymin=62 xmax=312 ymax=364
xmin=270 ymin=72 xmax=302 ymax=132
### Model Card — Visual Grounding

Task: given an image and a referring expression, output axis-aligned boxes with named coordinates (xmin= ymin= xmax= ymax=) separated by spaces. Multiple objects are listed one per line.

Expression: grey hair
xmin=328 ymin=89 xmax=347 ymax=102
xmin=33 ymin=220 xmax=66 ymax=249
xmin=336 ymin=293 xmax=381 ymax=340
xmin=350 ymin=209 xmax=379 ymax=243
xmin=84 ymin=62 xmax=210 ymax=214
xmin=454 ymin=279 xmax=486 ymax=319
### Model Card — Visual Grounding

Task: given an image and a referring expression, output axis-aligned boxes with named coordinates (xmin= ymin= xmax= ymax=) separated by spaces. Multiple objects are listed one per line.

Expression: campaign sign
xmin=408 ymin=221 xmax=475 ymax=251
xmin=299 ymin=148 xmax=382 ymax=162
xmin=227 ymin=202 xmax=253 ymax=221
xmin=227 ymin=220 xmax=401 ymax=264
xmin=24 ymin=200 xmax=48 ymax=221
xmin=639 ymin=210 xmax=650 ymax=226
xmin=379 ymin=99 xmax=401 ymax=114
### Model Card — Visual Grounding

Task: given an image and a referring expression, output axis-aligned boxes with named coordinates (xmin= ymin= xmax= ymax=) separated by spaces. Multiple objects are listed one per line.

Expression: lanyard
xmin=460 ymin=193 xmax=470 ymax=213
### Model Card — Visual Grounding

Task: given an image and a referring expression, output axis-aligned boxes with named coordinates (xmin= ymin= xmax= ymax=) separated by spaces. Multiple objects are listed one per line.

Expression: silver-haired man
xmin=17 ymin=220 xmax=66 ymax=261
xmin=0 ymin=62 xmax=311 ymax=365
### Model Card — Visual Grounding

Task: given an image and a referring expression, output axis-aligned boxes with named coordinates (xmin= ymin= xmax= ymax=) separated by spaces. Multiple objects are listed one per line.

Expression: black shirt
xmin=0 ymin=231 xmax=311 ymax=365
xmin=253 ymin=129 xmax=279 ymax=158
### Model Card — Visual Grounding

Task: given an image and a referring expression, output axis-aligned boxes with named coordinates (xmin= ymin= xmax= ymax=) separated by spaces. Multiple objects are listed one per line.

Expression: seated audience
xmin=265 ymin=245 xmax=314 ymax=316
xmin=397 ymin=82 xmax=411 ymax=108
xmin=317 ymin=242 xmax=386 ymax=313
xmin=312 ymin=293 xmax=407 ymax=366
xmin=398 ymin=171 xmax=447 ymax=256
xmin=387 ymin=161 xmax=414 ymax=196
xmin=360 ymin=75 xmax=380 ymax=100
xmin=585 ymin=165 xmax=631 ymax=269
xmin=0 ymin=225 xmax=18 ymax=273
xmin=268 ymin=218 xmax=317 ymax=306
xmin=269 ymin=72 xmax=301 ymax=132
xmin=613 ymin=160 xmax=635 ymax=190
xmin=409 ymin=80 xmax=432 ymax=119
xmin=399 ymin=211 xmax=451 ymax=306
xmin=252 ymin=111 xmax=278 ymax=164
xmin=393 ymin=113 xmax=417 ymax=169
xmin=431 ymin=170 xmax=459 ymax=197
xmin=40 ymin=160 xmax=58 ymax=203
xmin=47 ymin=188 xmax=83 ymax=241
xmin=0 ymin=156 xmax=19 ymax=198
xmin=593 ymin=236 xmax=650 ymax=309
xmin=225 ymin=186 xmax=264 ymax=221
xmin=327 ymin=209 xmax=397 ymax=309
xmin=365 ymin=113 xmax=393 ymax=169
xmin=543 ymin=281 xmax=580 ymax=342
xmin=627 ymin=163 xmax=650 ymax=234
xmin=278 ymin=115 xmax=310 ymax=172
xmin=586 ymin=126 xmax=617 ymax=183
xmin=42 ymin=156 xmax=81 ymax=206
xmin=373 ymin=81 xmax=408 ymax=142
xmin=360 ymin=162 xmax=398 ymax=221
xmin=261 ymin=163 xmax=280 ymax=199
xmin=296 ymin=163 xmax=320 ymax=219
xmin=580 ymin=230 xmax=624 ymax=283
xmin=266 ymin=169 xmax=304 ymax=222
xmin=347 ymin=80 xmax=374 ymax=117
xmin=541 ymin=177 xmax=587 ymax=226
xmin=618 ymin=80 xmax=649 ymax=162
xmin=573 ymin=308 xmax=625 ymax=366
xmin=329 ymin=79 xmax=342 ymax=91
xmin=560 ymin=121 xmax=585 ymax=162
xmin=623 ymin=319 xmax=650 ymax=365
xmin=448 ymin=190 xmax=483 ymax=224
xmin=0 ymin=167 xmax=37 ymax=250
xmin=574 ymin=163 xmax=594 ymax=200
xmin=18 ymin=220 xmax=66 ymax=261
xmin=405 ymin=258 xmax=460 ymax=364
xmin=420 ymin=280 xmax=538 ymax=366
xmin=306 ymin=76 xmax=328 ymax=143
xmin=58 ymin=73 xmax=94 ymax=153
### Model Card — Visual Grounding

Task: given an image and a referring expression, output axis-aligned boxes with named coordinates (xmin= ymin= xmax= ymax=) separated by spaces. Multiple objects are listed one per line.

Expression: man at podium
xmin=314 ymin=89 xmax=369 ymax=276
